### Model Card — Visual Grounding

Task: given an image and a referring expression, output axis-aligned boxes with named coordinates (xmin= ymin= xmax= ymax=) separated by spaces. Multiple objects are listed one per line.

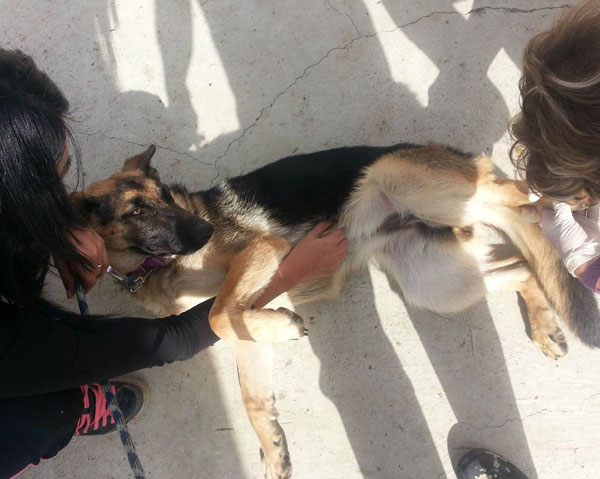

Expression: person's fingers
xmin=79 ymin=268 xmax=98 ymax=294
xmin=324 ymin=228 xmax=346 ymax=244
xmin=337 ymin=238 xmax=350 ymax=250
xmin=307 ymin=221 xmax=333 ymax=238
xmin=54 ymin=258 xmax=75 ymax=298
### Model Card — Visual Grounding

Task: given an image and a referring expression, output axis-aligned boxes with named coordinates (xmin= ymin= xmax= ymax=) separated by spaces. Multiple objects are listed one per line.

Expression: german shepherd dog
xmin=73 ymin=143 xmax=600 ymax=478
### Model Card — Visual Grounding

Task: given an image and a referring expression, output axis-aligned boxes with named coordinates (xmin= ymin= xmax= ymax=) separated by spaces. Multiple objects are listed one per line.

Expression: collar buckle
xmin=106 ymin=266 xmax=145 ymax=293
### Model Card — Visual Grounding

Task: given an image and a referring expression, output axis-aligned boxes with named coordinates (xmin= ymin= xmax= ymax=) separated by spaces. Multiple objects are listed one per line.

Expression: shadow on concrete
xmin=193 ymin=0 xmax=544 ymax=477
xmin=2 ymin=0 xmax=567 ymax=477
xmin=299 ymin=271 xmax=448 ymax=478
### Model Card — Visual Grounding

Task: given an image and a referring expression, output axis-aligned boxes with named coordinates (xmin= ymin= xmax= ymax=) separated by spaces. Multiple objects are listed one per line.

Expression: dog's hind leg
xmin=209 ymin=235 xmax=307 ymax=342
xmin=483 ymin=257 xmax=568 ymax=359
xmin=233 ymin=342 xmax=292 ymax=479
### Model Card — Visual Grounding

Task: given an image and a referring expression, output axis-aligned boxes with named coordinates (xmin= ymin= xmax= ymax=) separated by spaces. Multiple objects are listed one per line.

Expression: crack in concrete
xmin=76 ymin=129 xmax=216 ymax=167
xmin=468 ymin=326 xmax=475 ymax=359
xmin=455 ymin=408 xmax=561 ymax=439
xmin=209 ymin=3 xmax=570 ymax=186
xmin=208 ymin=30 xmax=365 ymax=185
xmin=326 ymin=0 xmax=361 ymax=36
xmin=345 ymin=11 xmax=361 ymax=36
xmin=470 ymin=5 xmax=571 ymax=15
xmin=401 ymin=4 xmax=570 ymax=30
xmin=476 ymin=408 xmax=552 ymax=432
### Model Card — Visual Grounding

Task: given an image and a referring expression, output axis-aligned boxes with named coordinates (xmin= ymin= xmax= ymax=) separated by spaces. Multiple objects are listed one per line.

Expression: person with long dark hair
xmin=0 ymin=49 xmax=348 ymax=478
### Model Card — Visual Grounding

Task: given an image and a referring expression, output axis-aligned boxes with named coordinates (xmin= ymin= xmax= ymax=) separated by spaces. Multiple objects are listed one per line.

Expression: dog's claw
xmin=267 ymin=307 xmax=307 ymax=341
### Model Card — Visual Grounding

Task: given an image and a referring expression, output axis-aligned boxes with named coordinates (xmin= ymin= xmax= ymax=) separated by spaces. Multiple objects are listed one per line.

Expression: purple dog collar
xmin=582 ymin=257 xmax=600 ymax=293
xmin=127 ymin=256 xmax=166 ymax=278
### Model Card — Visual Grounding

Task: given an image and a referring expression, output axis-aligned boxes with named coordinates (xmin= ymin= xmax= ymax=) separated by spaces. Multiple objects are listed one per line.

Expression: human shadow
xmin=4 ymin=0 xmax=566 ymax=476
xmin=377 ymin=3 xmax=571 ymax=474
xmin=392 ymin=284 xmax=539 ymax=478
xmin=297 ymin=271 xmax=447 ymax=478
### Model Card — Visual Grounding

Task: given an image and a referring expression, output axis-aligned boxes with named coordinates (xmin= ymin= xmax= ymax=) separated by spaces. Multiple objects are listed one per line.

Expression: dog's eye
xmin=131 ymin=208 xmax=143 ymax=216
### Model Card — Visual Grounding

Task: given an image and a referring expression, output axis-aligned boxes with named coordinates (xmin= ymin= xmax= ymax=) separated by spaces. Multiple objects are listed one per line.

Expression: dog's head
xmin=72 ymin=145 xmax=213 ymax=260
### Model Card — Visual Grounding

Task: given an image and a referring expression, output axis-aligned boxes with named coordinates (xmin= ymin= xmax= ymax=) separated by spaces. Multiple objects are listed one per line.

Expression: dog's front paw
xmin=247 ymin=307 xmax=307 ymax=342
xmin=275 ymin=307 xmax=308 ymax=341
xmin=532 ymin=322 xmax=568 ymax=359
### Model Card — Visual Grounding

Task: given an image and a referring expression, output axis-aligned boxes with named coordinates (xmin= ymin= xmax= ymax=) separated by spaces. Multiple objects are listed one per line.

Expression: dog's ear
xmin=122 ymin=145 xmax=160 ymax=181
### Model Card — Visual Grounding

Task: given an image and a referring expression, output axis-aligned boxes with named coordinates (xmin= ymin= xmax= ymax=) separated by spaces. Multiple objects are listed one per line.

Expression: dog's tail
xmin=485 ymin=205 xmax=600 ymax=347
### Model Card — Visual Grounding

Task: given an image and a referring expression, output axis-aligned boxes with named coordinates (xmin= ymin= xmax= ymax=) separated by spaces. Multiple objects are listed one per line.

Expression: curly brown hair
xmin=510 ymin=0 xmax=600 ymax=203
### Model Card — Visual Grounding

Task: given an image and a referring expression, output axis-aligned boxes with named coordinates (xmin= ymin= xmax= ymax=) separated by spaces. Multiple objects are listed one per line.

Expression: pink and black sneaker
xmin=75 ymin=379 xmax=147 ymax=436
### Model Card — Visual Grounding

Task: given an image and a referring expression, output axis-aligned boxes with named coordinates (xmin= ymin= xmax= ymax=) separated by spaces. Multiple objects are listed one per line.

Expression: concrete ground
xmin=3 ymin=1 xmax=599 ymax=478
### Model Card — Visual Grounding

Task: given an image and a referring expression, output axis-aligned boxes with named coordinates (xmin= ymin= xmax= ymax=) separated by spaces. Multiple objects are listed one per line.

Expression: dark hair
xmin=0 ymin=49 xmax=91 ymax=306
xmin=510 ymin=0 xmax=600 ymax=201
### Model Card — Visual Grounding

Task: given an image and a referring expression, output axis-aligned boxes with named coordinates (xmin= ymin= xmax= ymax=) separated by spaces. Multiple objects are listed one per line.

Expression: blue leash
xmin=75 ymin=280 xmax=147 ymax=479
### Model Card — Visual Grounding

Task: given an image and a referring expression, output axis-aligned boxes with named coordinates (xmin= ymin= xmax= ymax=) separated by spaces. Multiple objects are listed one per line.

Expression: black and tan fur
xmin=74 ymin=143 xmax=600 ymax=479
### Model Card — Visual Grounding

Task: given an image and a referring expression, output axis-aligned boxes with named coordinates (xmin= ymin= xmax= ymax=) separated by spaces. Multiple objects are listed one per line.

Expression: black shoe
xmin=75 ymin=379 xmax=147 ymax=436
xmin=457 ymin=449 xmax=528 ymax=479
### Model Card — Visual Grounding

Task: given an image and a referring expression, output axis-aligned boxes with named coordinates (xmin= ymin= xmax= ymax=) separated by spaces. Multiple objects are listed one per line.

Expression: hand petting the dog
xmin=254 ymin=221 xmax=349 ymax=308
xmin=281 ymin=221 xmax=349 ymax=283
xmin=54 ymin=227 xmax=110 ymax=297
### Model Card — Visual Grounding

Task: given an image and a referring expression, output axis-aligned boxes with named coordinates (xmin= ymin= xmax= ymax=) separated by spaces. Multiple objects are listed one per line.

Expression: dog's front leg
xmin=233 ymin=342 xmax=292 ymax=479
xmin=209 ymin=235 xmax=308 ymax=342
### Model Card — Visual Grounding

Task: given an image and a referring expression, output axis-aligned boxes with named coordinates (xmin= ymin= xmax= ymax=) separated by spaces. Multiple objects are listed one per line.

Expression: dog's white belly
xmin=343 ymin=225 xmax=490 ymax=314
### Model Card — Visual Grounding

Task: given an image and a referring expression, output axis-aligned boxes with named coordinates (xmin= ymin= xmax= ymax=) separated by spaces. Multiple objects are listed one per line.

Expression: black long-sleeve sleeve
xmin=0 ymin=298 xmax=218 ymax=398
